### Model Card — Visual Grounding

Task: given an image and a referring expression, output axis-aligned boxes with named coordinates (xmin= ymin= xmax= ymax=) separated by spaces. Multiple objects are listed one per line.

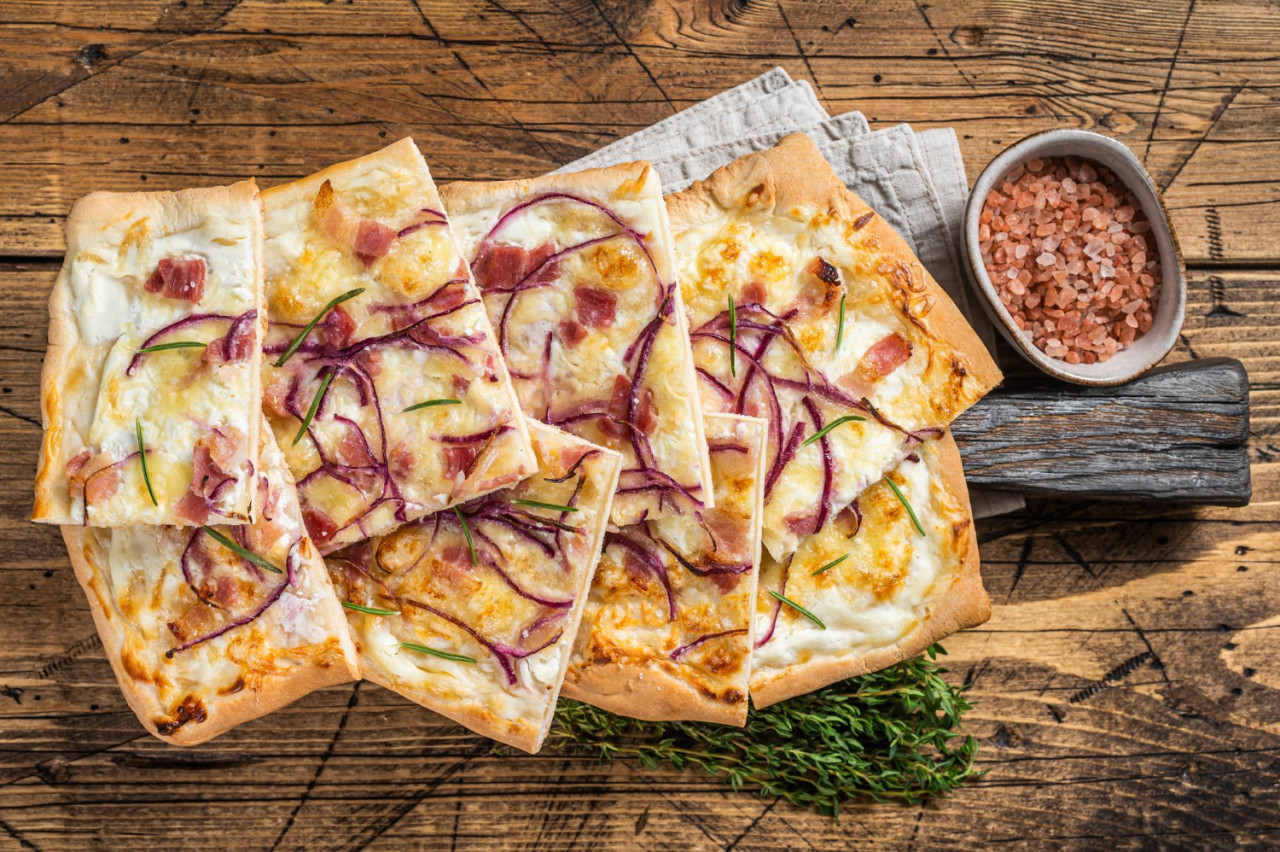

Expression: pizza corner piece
xmin=60 ymin=424 xmax=359 ymax=746
xmin=749 ymin=431 xmax=989 ymax=708
xmin=326 ymin=421 xmax=622 ymax=754
xmin=260 ymin=137 xmax=536 ymax=555
xmin=439 ymin=161 xmax=715 ymax=528
xmin=666 ymin=132 xmax=1002 ymax=560
xmin=35 ymin=180 xmax=266 ymax=528
xmin=562 ymin=413 xmax=767 ymax=727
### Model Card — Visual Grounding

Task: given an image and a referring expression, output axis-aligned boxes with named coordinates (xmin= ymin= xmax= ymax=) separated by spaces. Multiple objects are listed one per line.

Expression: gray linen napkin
xmin=556 ymin=70 xmax=1022 ymax=518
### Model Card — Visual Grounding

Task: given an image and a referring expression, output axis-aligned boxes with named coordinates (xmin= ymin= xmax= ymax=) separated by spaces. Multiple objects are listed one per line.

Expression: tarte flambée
xmin=61 ymin=425 xmax=358 ymax=745
xmin=441 ymin=164 xmax=713 ymax=527
xmin=327 ymin=422 xmax=620 ymax=753
xmin=35 ymin=181 xmax=265 ymax=528
xmin=665 ymin=134 xmax=1002 ymax=559
xmin=260 ymin=138 xmax=535 ymax=554
xmin=562 ymin=413 xmax=766 ymax=725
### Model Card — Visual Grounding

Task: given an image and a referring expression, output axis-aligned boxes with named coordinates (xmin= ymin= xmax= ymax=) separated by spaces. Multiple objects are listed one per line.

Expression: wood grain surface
xmin=0 ymin=1 xmax=1278 ymax=849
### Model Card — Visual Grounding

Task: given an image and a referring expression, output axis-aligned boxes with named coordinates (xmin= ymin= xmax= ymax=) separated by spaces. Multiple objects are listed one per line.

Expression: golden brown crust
xmin=664 ymin=132 xmax=1002 ymax=399
xmin=35 ymin=180 xmax=266 ymax=526
xmin=749 ymin=432 xmax=989 ymax=708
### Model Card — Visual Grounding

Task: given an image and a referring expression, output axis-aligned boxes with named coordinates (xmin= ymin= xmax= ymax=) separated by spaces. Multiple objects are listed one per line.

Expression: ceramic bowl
xmin=961 ymin=129 xmax=1186 ymax=386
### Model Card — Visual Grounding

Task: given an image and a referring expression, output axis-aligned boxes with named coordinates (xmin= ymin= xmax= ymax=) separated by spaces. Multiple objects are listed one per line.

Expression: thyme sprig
xmin=547 ymin=645 xmax=980 ymax=816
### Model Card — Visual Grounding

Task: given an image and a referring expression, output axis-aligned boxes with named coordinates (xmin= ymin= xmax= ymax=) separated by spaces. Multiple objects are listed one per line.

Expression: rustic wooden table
xmin=0 ymin=1 xmax=1276 ymax=849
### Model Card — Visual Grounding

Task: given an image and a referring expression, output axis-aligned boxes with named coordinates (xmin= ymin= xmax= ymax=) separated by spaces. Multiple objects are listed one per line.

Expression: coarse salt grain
xmin=980 ymin=155 xmax=1162 ymax=364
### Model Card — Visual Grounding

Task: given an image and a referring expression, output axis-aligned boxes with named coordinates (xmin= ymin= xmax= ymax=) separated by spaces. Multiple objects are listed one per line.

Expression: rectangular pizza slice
xmin=326 ymin=422 xmax=621 ymax=753
xmin=60 ymin=425 xmax=359 ymax=745
xmin=260 ymin=138 xmax=535 ymax=553
xmin=441 ymin=163 xmax=713 ymax=527
xmin=749 ymin=432 xmax=989 ymax=707
xmin=562 ymin=413 xmax=766 ymax=726
xmin=665 ymin=133 xmax=1002 ymax=558
xmin=35 ymin=181 xmax=265 ymax=527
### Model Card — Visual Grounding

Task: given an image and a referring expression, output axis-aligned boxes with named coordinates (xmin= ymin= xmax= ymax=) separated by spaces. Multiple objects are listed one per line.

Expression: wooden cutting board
xmin=951 ymin=357 xmax=1252 ymax=506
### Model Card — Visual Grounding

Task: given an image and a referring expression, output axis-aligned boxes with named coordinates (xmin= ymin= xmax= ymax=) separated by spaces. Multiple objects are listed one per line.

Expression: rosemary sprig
xmin=801 ymin=414 xmax=866 ymax=448
xmin=835 ymin=292 xmax=846 ymax=352
xmin=728 ymin=294 xmax=737 ymax=377
xmin=135 ymin=419 xmax=157 ymax=506
xmin=548 ymin=645 xmax=980 ymax=815
xmin=399 ymin=642 xmax=477 ymax=664
xmin=886 ymin=476 xmax=927 ymax=536
xmin=136 ymin=341 xmax=207 ymax=354
xmin=811 ymin=553 xmax=849 ymax=576
xmin=293 ymin=371 xmax=334 ymax=446
xmin=512 ymin=499 xmax=579 ymax=513
xmin=274 ymin=287 xmax=365 ymax=366
xmin=768 ymin=590 xmax=826 ymax=629
xmin=200 ymin=526 xmax=283 ymax=574
xmin=341 ymin=600 xmax=399 ymax=616
xmin=454 ymin=506 xmax=478 ymax=566
xmin=403 ymin=398 xmax=461 ymax=413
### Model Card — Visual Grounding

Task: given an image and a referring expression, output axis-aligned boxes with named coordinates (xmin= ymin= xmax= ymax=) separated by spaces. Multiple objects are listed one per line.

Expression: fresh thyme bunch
xmin=546 ymin=645 xmax=980 ymax=816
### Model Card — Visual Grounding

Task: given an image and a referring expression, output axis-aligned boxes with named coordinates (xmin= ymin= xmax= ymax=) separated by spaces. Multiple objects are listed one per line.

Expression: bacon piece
xmin=837 ymin=332 xmax=913 ymax=398
xmin=303 ymin=506 xmax=338 ymax=545
xmin=742 ymin=280 xmax=767 ymax=306
xmin=66 ymin=449 xmax=92 ymax=481
xmin=443 ymin=445 xmax=480 ymax=479
xmin=434 ymin=540 xmax=475 ymax=587
xmin=263 ymin=374 xmax=292 ymax=418
xmin=807 ymin=256 xmax=841 ymax=285
xmin=702 ymin=508 xmax=749 ymax=559
xmin=321 ymin=305 xmax=357 ymax=349
xmin=784 ymin=511 xmax=819 ymax=538
xmin=354 ymin=221 xmax=396 ymax=266
xmin=335 ymin=424 xmax=376 ymax=467
xmin=472 ymin=242 xmax=557 ymax=293
xmin=573 ymin=286 xmax=617 ymax=329
xmin=794 ymin=256 xmax=842 ymax=319
xmin=203 ymin=311 xmax=258 ymax=366
xmin=83 ymin=463 xmax=122 ymax=505
xmin=557 ymin=318 xmax=588 ymax=348
xmin=389 ymin=442 xmax=416 ymax=480
xmin=634 ymin=386 xmax=658 ymax=435
xmin=599 ymin=374 xmax=632 ymax=441
xmin=708 ymin=572 xmax=742 ymax=594
xmin=204 ymin=428 xmax=243 ymax=475
xmin=315 ymin=180 xmax=396 ymax=267
xmin=168 ymin=603 xmax=217 ymax=642
xmin=175 ymin=491 xmax=211 ymax=525
xmin=145 ymin=257 xmax=207 ymax=303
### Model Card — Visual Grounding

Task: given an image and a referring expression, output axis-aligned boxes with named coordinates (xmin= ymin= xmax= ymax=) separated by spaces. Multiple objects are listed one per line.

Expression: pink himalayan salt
xmin=979 ymin=155 xmax=1162 ymax=363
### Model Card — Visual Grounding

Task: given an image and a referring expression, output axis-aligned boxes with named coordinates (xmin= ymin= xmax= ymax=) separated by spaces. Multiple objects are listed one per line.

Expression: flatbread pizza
xmin=665 ymin=134 xmax=1002 ymax=558
xmin=562 ymin=413 xmax=766 ymax=726
xmin=441 ymin=164 xmax=713 ymax=527
xmin=261 ymin=138 xmax=535 ymax=553
xmin=749 ymin=432 xmax=989 ymax=707
xmin=61 ymin=426 xmax=359 ymax=745
xmin=35 ymin=181 xmax=265 ymax=527
xmin=327 ymin=422 xmax=620 ymax=753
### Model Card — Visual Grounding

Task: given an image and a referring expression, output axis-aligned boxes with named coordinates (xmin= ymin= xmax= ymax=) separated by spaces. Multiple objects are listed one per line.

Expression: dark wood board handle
xmin=952 ymin=357 xmax=1252 ymax=506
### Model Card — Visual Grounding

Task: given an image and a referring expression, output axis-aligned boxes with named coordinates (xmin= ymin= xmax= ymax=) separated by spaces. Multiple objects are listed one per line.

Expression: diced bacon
xmin=599 ymin=374 xmax=632 ymax=441
xmin=83 ymin=463 xmax=121 ymax=505
xmin=145 ymin=257 xmax=206 ymax=303
xmin=431 ymin=280 xmax=469 ymax=312
xmin=353 ymin=221 xmax=396 ymax=266
xmin=837 ymin=332 xmax=913 ymax=398
xmin=472 ymin=242 xmax=557 ymax=292
xmin=433 ymin=540 xmax=475 ymax=587
xmin=175 ymin=490 xmax=211 ymax=525
xmin=302 ymin=506 xmax=338 ymax=545
xmin=389 ymin=443 xmax=415 ymax=481
xmin=443 ymin=445 xmax=480 ymax=479
xmin=66 ymin=449 xmax=92 ymax=480
xmin=785 ymin=511 xmax=819 ymax=538
xmin=335 ymin=424 xmax=376 ymax=467
xmin=807 ymin=256 xmax=841 ymax=284
xmin=469 ymin=471 xmax=523 ymax=493
xmin=452 ymin=374 xmax=472 ymax=397
xmin=168 ymin=603 xmax=217 ymax=642
xmin=708 ymin=572 xmax=741 ymax=594
xmin=260 ymin=477 xmax=282 ymax=521
xmin=203 ymin=428 xmax=242 ymax=474
xmin=557 ymin=319 xmax=588 ymax=348
xmin=702 ymin=508 xmax=749 ymax=558
xmin=635 ymin=386 xmax=658 ymax=435
xmin=263 ymin=374 xmax=293 ymax=418
xmin=795 ymin=256 xmax=842 ymax=318
xmin=203 ymin=311 xmax=258 ymax=366
xmin=573 ymin=286 xmax=617 ymax=329
xmin=742 ymin=280 xmax=767 ymax=306
xmin=321 ymin=305 xmax=357 ymax=349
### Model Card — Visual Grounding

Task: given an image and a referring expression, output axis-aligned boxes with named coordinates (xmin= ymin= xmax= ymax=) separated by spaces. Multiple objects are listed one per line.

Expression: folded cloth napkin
xmin=556 ymin=69 xmax=1022 ymax=518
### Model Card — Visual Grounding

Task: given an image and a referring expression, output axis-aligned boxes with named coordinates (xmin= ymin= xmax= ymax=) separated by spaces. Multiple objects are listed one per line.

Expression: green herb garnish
xmin=768 ymin=590 xmax=826 ymax=629
xmin=136 ymin=341 xmax=207 ymax=354
xmin=811 ymin=553 xmax=849 ymax=577
xmin=885 ymin=476 xmax=926 ymax=536
xmin=200 ymin=526 xmax=283 ymax=574
xmin=728 ymin=293 xmax=737 ymax=377
xmin=403 ymin=398 xmax=461 ymax=413
xmin=274 ymin=287 xmax=365 ymax=367
xmin=292 ymin=371 xmax=333 ymax=446
xmin=454 ymin=506 xmax=477 ymax=566
xmin=801 ymin=414 xmax=866 ymax=448
xmin=835 ymin=292 xmax=846 ymax=352
xmin=547 ymin=644 xmax=979 ymax=815
xmin=135 ymin=419 xmax=157 ymax=506
xmin=341 ymin=601 xmax=399 ymax=616
xmin=512 ymin=499 xmax=579 ymax=514
xmin=399 ymin=642 xmax=477 ymax=664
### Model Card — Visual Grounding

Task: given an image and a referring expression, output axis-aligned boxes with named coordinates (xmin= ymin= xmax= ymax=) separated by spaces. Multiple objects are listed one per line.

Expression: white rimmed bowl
xmin=961 ymin=129 xmax=1186 ymax=386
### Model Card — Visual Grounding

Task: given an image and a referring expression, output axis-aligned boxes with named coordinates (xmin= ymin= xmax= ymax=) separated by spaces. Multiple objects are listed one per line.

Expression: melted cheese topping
xmin=444 ymin=167 xmax=711 ymax=527
xmin=329 ymin=422 xmax=621 ymax=752
xmin=750 ymin=441 xmax=970 ymax=684
xmin=672 ymin=202 xmax=987 ymax=559
xmin=563 ymin=414 xmax=765 ymax=721
xmin=261 ymin=139 xmax=534 ymax=552
xmin=72 ymin=430 xmax=356 ymax=742
xmin=39 ymin=183 xmax=263 ymax=526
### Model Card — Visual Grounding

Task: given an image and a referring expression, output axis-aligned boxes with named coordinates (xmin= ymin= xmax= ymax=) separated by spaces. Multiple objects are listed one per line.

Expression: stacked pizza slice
xmin=34 ymin=132 xmax=1000 ymax=750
